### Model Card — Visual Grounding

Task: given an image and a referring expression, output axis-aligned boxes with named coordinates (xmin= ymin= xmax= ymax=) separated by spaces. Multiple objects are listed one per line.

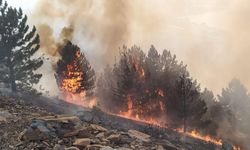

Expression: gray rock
xmin=53 ymin=144 xmax=65 ymax=150
xmin=117 ymin=148 xmax=132 ymax=150
xmin=222 ymin=141 xmax=233 ymax=150
xmin=100 ymin=146 xmax=115 ymax=150
xmin=20 ymin=120 xmax=52 ymax=141
xmin=107 ymin=134 xmax=120 ymax=141
xmin=161 ymin=140 xmax=179 ymax=150
xmin=65 ymin=146 xmax=80 ymax=150
xmin=73 ymin=138 xmax=91 ymax=147
xmin=0 ymin=110 xmax=13 ymax=122
xmin=156 ymin=145 xmax=166 ymax=150
xmin=128 ymin=130 xmax=150 ymax=142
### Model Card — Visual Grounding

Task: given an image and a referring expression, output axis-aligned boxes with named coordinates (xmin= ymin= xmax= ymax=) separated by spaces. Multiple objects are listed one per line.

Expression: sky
xmin=7 ymin=0 xmax=250 ymax=95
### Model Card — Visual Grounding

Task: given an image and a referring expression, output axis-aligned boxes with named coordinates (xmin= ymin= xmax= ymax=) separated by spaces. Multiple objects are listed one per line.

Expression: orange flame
xmin=118 ymin=94 xmax=166 ymax=127
xmin=116 ymin=93 xmax=242 ymax=149
xmin=158 ymin=89 xmax=164 ymax=97
xmin=187 ymin=130 xmax=223 ymax=145
xmin=233 ymin=146 xmax=241 ymax=150
xmin=132 ymin=59 xmax=145 ymax=79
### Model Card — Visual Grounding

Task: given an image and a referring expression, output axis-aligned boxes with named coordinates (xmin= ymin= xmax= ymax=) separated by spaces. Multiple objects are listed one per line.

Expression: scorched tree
xmin=0 ymin=1 xmax=43 ymax=94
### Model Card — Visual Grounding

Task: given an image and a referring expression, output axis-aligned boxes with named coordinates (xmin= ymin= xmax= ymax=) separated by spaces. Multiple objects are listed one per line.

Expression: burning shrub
xmin=55 ymin=41 xmax=96 ymax=107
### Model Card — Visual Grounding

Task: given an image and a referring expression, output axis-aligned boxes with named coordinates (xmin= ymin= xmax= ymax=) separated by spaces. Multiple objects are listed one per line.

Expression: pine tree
xmin=0 ymin=1 xmax=43 ymax=94
xmin=96 ymin=65 xmax=116 ymax=111
xmin=112 ymin=46 xmax=146 ymax=112
xmin=145 ymin=45 xmax=161 ymax=96
xmin=175 ymin=74 xmax=207 ymax=132
xmin=55 ymin=41 xmax=95 ymax=96
xmin=218 ymin=78 xmax=250 ymax=137
xmin=159 ymin=49 xmax=190 ymax=127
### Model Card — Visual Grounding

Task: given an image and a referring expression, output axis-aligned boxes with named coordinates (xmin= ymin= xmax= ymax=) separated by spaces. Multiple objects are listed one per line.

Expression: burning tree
xmin=98 ymin=45 xmax=207 ymax=129
xmin=175 ymin=74 xmax=207 ymax=132
xmin=55 ymin=41 xmax=95 ymax=106
xmin=113 ymin=46 xmax=147 ymax=114
xmin=97 ymin=46 xmax=169 ymax=125
xmin=0 ymin=0 xmax=43 ymax=94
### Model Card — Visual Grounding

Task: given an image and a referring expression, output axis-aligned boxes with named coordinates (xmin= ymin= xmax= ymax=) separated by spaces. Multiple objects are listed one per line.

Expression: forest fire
xmin=54 ymin=43 xmax=242 ymax=149
xmin=1 ymin=0 xmax=249 ymax=149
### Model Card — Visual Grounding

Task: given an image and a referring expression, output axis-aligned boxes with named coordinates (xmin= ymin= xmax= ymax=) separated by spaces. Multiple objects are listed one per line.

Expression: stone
xmin=118 ymin=134 xmax=133 ymax=144
xmin=65 ymin=147 xmax=80 ymax=150
xmin=0 ymin=110 xmax=13 ymax=122
xmin=100 ymin=146 xmax=115 ymax=150
xmin=96 ymin=132 xmax=105 ymax=138
xmin=58 ymin=140 xmax=64 ymax=144
xmin=63 ymin=130 xmax=79 ymax=137
xmin=19 ymin=120 xmax=51 ymax=141
xmin=117 ymin=148 xmax=133 ymax=150
xmin=73 ymin=138 xmax=91 ymax=147
xmin=128 ymin=130 xmax=150 ymax=142
xmin=107 ymin=134 xmax=120 ymax=141
xmin=87 ymin=144 xmax=106 ymax=150
xmin=20 ymin=128 xmax=48 ymax=141
xmin=161 ymin=140 xmax=179 ymax=150
xmin=90 ymin=124 xmax=108 ymax=132
xmin=78 ymin=111 xmax=94 ymax=122
xmin=53 ymin=144 xmax=65 ymax=150
xmin=38 ymin=115 xmax=81 ymax=124
xmin=222 ymin=141 xmax=233 ymax=150
xmin=78 ymin=127 xmax=91 ymax=138
xmin=91 ymin=138 xmax=101 ymax=144
xmin=156 ymin=145 xmax=166 ymax=150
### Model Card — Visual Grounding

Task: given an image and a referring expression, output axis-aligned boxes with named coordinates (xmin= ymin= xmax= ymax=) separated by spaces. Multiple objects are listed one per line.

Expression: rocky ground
xmin=0 ymin=93 xmax=225 ymax=150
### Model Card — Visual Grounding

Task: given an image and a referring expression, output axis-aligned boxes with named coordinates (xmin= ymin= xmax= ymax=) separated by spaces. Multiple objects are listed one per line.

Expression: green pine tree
xmin=0 ymin=1 xmax=43 ymax=94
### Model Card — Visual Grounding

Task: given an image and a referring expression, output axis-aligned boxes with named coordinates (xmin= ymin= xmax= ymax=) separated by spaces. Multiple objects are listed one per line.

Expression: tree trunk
xmin=8 ymin=56 xmax=17 ymax=93
xmin=9 ymin=66 xmax=17 ymax=93
xmin=183 ymin=98 xmax=186 ymax=133
xmin=183 ymin=83 xmax=187 ymax=133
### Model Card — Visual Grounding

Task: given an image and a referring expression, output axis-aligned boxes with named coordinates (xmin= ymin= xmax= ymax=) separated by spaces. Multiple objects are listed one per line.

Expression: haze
xmin=8 ymin=0 xmax=250 ymax=95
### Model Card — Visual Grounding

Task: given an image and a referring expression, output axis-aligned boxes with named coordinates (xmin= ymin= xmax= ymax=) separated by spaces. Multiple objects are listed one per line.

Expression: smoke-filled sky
xmin=8 ymin=0 xmax=250 ymax=95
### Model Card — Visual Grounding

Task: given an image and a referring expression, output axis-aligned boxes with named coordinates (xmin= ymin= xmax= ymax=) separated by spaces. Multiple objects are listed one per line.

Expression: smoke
xmin=32 ymin=0 xmax=130 ymax=67
xmin=37 ymin=24 xmax=58 ymax=56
